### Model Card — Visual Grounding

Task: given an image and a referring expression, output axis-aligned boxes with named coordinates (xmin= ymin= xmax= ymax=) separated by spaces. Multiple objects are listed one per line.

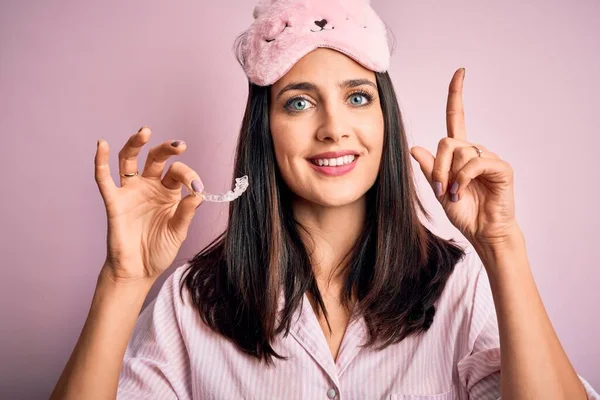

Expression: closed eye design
xmin=265 ymin=22 xmax=290 ymax=42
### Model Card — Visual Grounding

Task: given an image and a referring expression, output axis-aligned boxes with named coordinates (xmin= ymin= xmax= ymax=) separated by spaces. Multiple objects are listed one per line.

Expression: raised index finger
xmin=446 ymin=68 xmax=466 ymax=140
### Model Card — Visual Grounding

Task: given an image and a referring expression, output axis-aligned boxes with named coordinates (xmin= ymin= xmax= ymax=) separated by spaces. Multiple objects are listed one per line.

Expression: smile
xmin=310 ymin=155 xmax=355 ymax=166
xmin=307 ymin=155 xmax=358 ymax=177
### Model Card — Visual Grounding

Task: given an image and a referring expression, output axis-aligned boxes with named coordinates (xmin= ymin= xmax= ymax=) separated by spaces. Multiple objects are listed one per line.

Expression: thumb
xmin=410 ymin=146 xmax=435 ymax=187
xmin=169 ymin=193 xmax=204 ymax=240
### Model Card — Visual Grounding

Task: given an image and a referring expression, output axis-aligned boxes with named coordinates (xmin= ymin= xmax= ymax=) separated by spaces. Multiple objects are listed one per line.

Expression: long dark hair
xmin=179 ymin=71 xmax=466 ymax=364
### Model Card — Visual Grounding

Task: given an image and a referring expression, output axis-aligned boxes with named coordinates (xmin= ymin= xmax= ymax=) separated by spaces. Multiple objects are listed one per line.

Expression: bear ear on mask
xmin=253 ymin=0 xmax=279 ymax=19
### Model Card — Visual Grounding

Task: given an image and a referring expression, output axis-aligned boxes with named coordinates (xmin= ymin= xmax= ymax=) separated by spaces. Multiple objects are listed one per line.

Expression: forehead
xmin=271 ymin=48 xmax=376 ymax=92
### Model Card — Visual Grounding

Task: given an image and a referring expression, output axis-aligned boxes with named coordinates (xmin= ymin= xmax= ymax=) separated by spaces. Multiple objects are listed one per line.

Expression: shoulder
xmin=155 ymin=262 xmax=193 ymax=312
xmin=153 ymin=262 xmax=222 ymax=338
xmin=443 ymin=244 xmax=488 ymax=299
xmin=119 ymin=264 xmax=196 ymax=398
xmin=135 ymin=262 xmax=193 ymax=331
xmin=436 ymin=244 xmax=494 ymax=325
xmin=434 ymin=244 xmax=497 ymax=350
xmin=127 ymin=261 xmax=219 ymax=351
xmin=166 ymin=262 xmax=191 ymax=294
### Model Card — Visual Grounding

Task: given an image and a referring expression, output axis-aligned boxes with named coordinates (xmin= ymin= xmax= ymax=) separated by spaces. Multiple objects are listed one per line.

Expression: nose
xmin=314 ymin=19 xmax=327 ymax=28
xmin=316 ymin=105 xmax=349 ymax=143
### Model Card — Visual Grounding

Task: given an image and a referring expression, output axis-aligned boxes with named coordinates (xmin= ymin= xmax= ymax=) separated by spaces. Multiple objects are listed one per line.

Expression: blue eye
xmin=292 ymin=99 xmax=308 ymax=110
xmin=284 ymin=97 xmax=313 ymax=112
xmin=349 ymin=93 xmax=368 ymax=106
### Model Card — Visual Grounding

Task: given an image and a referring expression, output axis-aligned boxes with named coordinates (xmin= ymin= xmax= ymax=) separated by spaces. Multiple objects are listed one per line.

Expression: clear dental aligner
xmin=197 ymin=175 xmax=249 ymax=202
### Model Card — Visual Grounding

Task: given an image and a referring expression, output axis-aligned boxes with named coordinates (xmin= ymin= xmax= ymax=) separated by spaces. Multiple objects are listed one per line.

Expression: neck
xmin=292 ymin=194 xmax=366 ymax=298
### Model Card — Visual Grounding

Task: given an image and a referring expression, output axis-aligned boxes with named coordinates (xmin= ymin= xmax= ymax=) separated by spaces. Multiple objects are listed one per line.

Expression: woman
xmin=51 ymin=0 xmax=599 ymax=399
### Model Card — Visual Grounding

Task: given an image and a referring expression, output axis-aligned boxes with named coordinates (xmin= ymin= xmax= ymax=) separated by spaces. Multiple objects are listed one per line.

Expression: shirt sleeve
xmin=456 ymin=251 xmax=599 ymax=400
xmin=117 ymin=266 xmax=193 ymax=400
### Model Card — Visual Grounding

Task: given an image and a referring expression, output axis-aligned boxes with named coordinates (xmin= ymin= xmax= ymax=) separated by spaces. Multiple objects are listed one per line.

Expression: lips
xmin=307 ymin=150 xmax=360 ymax=160
xmin=307 ymin=155 xmax=358 ymax=177
xmin=310 ymin=154 xmax=356 ymax=167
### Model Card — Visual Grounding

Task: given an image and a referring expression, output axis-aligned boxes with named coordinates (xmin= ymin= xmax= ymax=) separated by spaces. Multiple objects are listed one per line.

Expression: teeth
xmin=312 ymin=155 xmax=356 ymax=166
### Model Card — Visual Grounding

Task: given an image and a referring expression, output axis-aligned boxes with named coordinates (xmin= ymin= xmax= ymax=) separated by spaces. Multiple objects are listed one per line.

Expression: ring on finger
xmin=472 ymin=145 xmax=483 ymax=157
xmin=120 ymin=170 xmax=139 ymax=178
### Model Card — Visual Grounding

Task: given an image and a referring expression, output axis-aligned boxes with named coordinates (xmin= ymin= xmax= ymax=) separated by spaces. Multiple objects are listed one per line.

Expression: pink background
xmin=1 ymin=0 xmax=598 ymax=398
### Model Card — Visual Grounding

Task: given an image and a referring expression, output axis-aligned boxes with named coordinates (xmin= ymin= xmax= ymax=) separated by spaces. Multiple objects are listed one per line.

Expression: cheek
xmin=373 ymin=111 xmax=385 ymax=144
xmin=269 ymin=115 xmax=288 ymax=165
xmin=269 ymin=116 xmax=309 ymax=167
xmin=355 ymin=113 xmax=384 ymax=184
xmin=358 ymin=112 xmax=385 ymax=153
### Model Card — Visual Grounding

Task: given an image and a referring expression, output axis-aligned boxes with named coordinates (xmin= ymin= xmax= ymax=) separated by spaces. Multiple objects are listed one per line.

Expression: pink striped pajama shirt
xmin=117 ymin=245 xmax=599 ymax=399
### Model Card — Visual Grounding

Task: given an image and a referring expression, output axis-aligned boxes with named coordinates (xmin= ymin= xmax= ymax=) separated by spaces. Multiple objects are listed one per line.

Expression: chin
xmin=282 ymin=171 xmax=373 ymax=208
xmin=304 ymin=189 xmax=366 ymax=208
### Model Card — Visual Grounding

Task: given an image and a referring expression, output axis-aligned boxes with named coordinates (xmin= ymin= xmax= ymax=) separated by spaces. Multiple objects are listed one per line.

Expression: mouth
xmin=306 ymin=155 xmax=359 ymax=177
xmin=308 ymin=154 xmax=357 ymax=167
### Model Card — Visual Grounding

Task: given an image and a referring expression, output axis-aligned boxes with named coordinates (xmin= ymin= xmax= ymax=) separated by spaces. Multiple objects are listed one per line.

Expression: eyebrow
xmin=275 ymin=78 xmax=377 ymax=100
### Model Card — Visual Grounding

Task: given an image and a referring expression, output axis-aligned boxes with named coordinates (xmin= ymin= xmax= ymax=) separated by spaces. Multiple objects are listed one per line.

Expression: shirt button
xmin=327 ymin=388 xmax=337 ymax=399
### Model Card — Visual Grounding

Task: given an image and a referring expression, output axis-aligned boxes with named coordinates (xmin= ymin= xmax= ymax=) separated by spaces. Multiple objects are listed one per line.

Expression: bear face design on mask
xmin=236 ymin=0 xmax=390 ymax=86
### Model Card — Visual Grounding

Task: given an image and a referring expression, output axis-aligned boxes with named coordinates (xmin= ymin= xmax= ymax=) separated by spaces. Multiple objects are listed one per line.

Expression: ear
xmin=253 ymin=0 xmax=279 ymax=19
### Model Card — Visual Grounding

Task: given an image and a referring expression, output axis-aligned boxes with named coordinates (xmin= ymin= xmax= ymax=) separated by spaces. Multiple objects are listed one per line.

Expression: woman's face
xmin=269 ymin=48 xmax=384 ymax=207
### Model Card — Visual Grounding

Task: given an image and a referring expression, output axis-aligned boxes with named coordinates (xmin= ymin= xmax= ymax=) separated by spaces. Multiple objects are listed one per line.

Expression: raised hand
xmin=94 ymin=127 xmax=204 ymax=283
xmin=409 ymin=69 xmax=518 ymax=247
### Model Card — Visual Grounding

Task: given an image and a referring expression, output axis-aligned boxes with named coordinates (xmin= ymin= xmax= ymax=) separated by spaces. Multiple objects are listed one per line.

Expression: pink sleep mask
xmin=234 ymin=0 xmax=391 ymax=86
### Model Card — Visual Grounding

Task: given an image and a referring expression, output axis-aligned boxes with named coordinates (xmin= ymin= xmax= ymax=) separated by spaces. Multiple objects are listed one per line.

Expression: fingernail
xmin=451 ymin=193 xmax=459 ymax=202
xmin=191 ymin=179 xmax=203 ymax=192
xmin=171 ymin=140 xmax=184 ymax=147
xmin=434 ymin=181 xmax=443 ymax=197
xmin=450 ymin=181 xmax=459 ymax=194
xmin=137 ymin=126 xmax=145 ymax=133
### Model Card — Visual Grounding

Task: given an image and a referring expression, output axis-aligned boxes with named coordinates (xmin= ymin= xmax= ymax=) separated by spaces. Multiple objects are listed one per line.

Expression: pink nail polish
xmin=434 ymin=182 xmax=443 ymax=197
xmin=191 ymin=179 xmax=204 ymax=192
xmin=450 ymin=182 xmax=459 ymax=194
